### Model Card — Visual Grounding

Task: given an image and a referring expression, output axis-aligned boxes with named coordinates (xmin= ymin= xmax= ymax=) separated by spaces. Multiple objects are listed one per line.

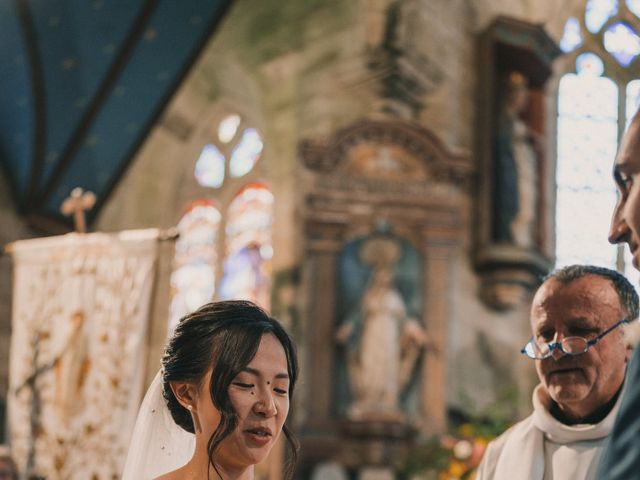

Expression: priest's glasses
xmin=520 ymin=319 xmax=629 ymax=360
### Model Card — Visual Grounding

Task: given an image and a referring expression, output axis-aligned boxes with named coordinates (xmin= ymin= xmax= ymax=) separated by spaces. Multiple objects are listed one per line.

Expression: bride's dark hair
xmin=162 ymin=300 xmax=299 ymax=479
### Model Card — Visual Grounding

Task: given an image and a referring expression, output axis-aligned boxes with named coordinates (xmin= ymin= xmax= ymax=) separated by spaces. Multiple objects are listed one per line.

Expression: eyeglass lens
xmin=528 ymin=337 xmax=589 ymax=358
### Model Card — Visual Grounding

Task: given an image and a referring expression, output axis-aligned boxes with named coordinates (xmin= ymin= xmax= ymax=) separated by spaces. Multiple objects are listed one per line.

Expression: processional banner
xmin=7 ymin=229 xmax=160 ymax=479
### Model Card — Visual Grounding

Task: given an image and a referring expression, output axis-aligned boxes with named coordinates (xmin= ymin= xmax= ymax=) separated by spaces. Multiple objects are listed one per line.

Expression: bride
xmin=122 ymin=300 xmax=299 ymax=479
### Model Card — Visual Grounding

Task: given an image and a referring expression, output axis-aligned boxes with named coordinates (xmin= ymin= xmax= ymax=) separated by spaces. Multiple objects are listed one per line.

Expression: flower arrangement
xmin=400 ymin=386 xmax=519 ymax=480
xmin=400 ymin=422 xmax=499 ymax=480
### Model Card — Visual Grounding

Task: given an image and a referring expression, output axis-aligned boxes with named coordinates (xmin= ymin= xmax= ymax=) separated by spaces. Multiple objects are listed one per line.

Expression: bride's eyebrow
xmin=241 ymin=367 xmax=289 ymax=379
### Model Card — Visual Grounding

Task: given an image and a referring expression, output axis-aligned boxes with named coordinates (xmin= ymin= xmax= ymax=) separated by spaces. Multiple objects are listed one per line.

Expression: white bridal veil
xmin=122 ymin=372 xmax=195 ymax=479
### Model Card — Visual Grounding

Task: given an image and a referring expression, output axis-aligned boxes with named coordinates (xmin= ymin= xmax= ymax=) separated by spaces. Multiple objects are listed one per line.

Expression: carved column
xmin=420 ymin=215 xmax=461 ymax=434
xmin=305 ymin=222 xmax=344 ymax=426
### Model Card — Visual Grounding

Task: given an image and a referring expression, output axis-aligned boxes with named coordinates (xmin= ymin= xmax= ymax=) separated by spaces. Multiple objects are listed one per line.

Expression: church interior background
xmin=1 ymin=0 xmax=640 ymax=478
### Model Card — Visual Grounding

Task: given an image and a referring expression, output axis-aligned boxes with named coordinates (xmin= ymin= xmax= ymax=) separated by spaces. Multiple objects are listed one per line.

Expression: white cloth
xmin=8 ymin=230 xmax=160 ymax=480
xmin=476 ymin=384 xmax=622 ymax=480
xmin=122 ymin=371 xmax=195 ymax=480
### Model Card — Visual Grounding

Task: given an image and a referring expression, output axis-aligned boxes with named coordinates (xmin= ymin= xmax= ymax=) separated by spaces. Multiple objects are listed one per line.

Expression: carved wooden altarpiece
xmin=298 ymin=119 xmax=471 ymax=476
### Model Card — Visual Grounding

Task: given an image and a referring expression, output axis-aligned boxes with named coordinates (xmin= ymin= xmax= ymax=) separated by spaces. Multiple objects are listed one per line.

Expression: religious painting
xmin=334 ymin=234 xmax=424 ymax=423
xmin=473 ymin=17 xmax=560 ymax=309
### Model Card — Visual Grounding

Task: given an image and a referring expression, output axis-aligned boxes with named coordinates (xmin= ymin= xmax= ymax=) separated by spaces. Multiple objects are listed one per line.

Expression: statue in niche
xmin=493 ymin=71 xmax=541 ymax=248
xmin=335 ymin=236 xmax=428 ymax=421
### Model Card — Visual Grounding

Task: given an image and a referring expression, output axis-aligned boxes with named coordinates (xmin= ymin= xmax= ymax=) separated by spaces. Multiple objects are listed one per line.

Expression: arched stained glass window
xmin=556 ymin=1 xmax=640 ymax=286
xmin=219 ymin=183 xmax=274 ymax=309
xmin=168 ymin=200 xmax=221 ymax=332
xmin=169 ymin=113 xmax=274 ymax=330
xmin=193 ymin=114 xmax=263 ymax=188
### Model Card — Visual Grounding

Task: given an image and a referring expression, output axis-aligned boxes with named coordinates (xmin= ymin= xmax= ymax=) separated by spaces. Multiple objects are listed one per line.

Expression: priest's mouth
xmin=548 ymin=367 xmax=584 ymax=377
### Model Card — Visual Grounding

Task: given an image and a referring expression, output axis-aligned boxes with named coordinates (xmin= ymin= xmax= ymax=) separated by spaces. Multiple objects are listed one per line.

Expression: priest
xmin=476 ymin=265 xmax=638 ymax=480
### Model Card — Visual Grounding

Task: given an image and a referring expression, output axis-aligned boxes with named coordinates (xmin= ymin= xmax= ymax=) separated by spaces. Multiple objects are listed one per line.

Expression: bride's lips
xmin=243 ymin=426 xmax=273 ymax=445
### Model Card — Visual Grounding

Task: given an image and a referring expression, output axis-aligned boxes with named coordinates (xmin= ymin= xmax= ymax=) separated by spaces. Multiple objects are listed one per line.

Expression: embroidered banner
xmin=8 ymin=229 xmax=159 ymax=479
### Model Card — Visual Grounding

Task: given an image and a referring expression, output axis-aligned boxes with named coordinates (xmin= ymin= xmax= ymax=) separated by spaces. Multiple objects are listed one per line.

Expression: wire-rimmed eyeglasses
xmin=520 ymin=319 xmax=629 ymax=360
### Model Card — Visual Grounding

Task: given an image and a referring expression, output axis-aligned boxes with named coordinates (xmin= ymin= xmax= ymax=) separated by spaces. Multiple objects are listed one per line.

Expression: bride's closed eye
xmin=232 ymin=382 xmax=254 ymax=389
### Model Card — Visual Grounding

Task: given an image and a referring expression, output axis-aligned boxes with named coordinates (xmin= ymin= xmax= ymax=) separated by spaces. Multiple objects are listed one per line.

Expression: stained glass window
xmin=194 ymin=144 xmax=225 ymax=188
xmin=168 ymin=201 xmax=221 ymax=332
xmin=218 ymin=114 xmax=241 ymax=143
xmin=556 ymin=2 xmax=640 ymax=287
xmin=585 ymin=0 xmax=618 ymax=34
xmin=603 ymin=22 xmax=640 ymax=67
xmin=193 ymin=114 xmax=263 ymax=188
xmin=576 ymin=52 xmax=605 ymax=76
xmin=230 ymin=128 xmax=264 ymax=178
xmin=219 ymin=184 xmax=274 ymax=309
xmin=629 ymin=0 xmax=640 ymax=17
xmin=173 ymin=113 xmax=272 ymax=327
xmin=560 ymin=17 xmax=583 ymax=53
xmin=556 ymin=73 xmax=618 ymax=268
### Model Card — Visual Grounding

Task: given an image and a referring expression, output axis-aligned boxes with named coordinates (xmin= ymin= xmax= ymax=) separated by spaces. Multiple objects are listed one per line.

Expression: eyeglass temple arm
xmin=587 ymin=318 xmax=630 ymax=347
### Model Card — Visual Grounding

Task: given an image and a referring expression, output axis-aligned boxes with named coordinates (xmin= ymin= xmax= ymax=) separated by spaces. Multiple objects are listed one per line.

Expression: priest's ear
xmin=170 ymin=381 xmax=198 ymax=410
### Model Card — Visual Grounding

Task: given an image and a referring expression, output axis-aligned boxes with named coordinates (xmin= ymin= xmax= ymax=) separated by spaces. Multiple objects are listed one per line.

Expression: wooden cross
xmin=60 ymin=187 xmax=96 ymax=233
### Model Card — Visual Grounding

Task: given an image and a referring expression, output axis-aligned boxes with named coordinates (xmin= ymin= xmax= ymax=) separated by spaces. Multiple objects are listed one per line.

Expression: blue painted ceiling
xmin=0 ymin=0 xmax=233 ymax=232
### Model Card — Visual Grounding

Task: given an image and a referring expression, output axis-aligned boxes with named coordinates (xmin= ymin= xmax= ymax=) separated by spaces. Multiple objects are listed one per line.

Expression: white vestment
xmin=476 ymin=384 xmax=622 ymax=480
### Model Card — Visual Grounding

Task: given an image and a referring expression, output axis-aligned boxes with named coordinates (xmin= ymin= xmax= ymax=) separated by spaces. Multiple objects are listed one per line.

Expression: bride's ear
xmin=170 ymin=381 xmax=197 ymax=409
xmin=170 ymin=381 xmax=203 ymax=433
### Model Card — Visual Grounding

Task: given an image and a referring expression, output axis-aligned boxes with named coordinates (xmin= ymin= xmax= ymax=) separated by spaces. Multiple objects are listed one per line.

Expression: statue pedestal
xmin=335 ymin=420 xmax=417 ymax=474
xmin=358 ymin=466 xmax=395 ymax=480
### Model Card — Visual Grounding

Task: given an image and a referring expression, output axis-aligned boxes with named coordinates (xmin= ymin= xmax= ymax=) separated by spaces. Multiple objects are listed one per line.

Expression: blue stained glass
xmin=627 ymin=0 xmax=640 ymax=18
xmin=220 ymin=184 xmax=273 ymax=308
xmin=560 ymin=17 xmax=583 ymax=52
xmin=604 ymin=22 xmax=640 ymax=66
xmin=585 ymin=0 xmax=618 ymax=33
xmin=230 ymin=128 xmax=263 ymax=177
xmin=194 ymin=144 xmax=225 ymax=188
xmin=576 ymin=52 xmax=605 ymax=76
xmin=219 ymin=245 xmax=269 ymax=304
